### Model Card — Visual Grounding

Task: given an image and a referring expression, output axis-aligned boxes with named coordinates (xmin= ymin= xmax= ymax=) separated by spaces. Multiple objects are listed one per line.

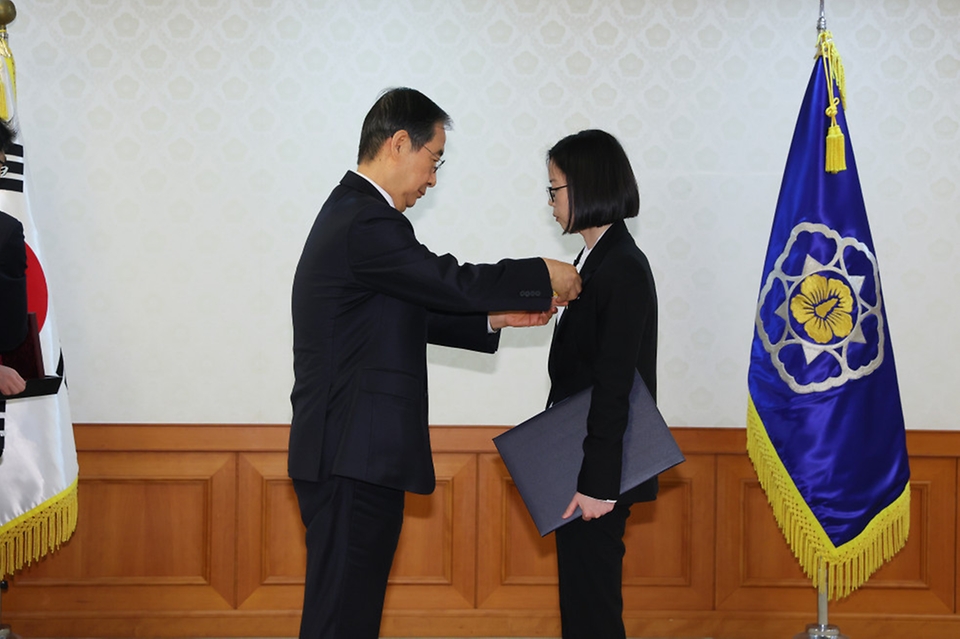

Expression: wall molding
xmin=4 ymin=424 xmax=958 ymax=638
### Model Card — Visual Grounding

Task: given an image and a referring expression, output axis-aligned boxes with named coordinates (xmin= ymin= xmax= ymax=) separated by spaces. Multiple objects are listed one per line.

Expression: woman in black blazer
xmin=545 ymin=130 xmax=658 ymax=639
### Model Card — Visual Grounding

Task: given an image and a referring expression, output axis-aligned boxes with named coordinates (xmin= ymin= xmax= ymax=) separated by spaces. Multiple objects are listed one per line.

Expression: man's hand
xmin=562 ymin=491 xmax=615 ymax=521
xmin=489 ymin=304 xmax=558 ymax=330
xmin=542 ymin=258 xmax=581 ymax=304
xmin=0 ymin=365 xmax=26 ymax=396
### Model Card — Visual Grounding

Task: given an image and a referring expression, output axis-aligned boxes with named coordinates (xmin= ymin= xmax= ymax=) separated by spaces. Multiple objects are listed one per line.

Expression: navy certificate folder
xmin=493 ymin=372 xmax=684 ymax=536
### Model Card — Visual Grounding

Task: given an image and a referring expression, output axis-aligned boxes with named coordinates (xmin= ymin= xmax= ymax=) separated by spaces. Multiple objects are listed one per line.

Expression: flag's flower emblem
xmin=756 ymin=223 xmax=885 ymax=394
xmin=790 ymin=274 xmax=854 ymax=344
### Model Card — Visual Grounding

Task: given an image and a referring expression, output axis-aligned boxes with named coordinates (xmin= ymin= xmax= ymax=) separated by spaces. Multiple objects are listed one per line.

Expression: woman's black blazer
xmin=547 ymin=220 xmax=659 ymax=504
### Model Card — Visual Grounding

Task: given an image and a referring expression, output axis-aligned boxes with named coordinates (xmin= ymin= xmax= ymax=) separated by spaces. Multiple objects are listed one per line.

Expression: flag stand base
xmin=794 ymin=622 xmax=849 ymax=639
xmin=0 ymin=626 xmax=22 ymax=639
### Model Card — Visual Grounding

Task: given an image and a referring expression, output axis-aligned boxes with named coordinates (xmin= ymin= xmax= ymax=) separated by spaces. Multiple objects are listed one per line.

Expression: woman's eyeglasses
xmin=547 ymin=184 xmax=568 ymax=203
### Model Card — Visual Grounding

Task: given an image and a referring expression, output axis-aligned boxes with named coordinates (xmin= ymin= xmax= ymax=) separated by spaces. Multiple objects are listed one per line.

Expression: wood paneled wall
xmin=4 ymin=425 xmax=960 ymax=638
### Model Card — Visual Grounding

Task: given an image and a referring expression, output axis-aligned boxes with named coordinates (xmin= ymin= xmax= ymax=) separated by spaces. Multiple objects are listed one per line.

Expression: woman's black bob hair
xmin=547 ymin=129 xmax=639 ymax=234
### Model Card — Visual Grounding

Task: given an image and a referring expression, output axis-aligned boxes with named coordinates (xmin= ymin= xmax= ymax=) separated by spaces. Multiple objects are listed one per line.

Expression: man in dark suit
xmin=1 ymin=116 xmax=27 ymax=463
xmin=289 ymin=87 xmax=580 ymax=639
xmin=0 ymin=117 xmax=27 ymax=399
xmin=0 ymin=211 xmax=26 ymax=385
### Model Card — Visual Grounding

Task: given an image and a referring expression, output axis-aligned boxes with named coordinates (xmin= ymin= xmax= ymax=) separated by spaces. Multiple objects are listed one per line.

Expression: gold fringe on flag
xmin=0 ymin=478 xmax=78 ymax=579
xmin=747 ymin=396 xmax=909 ymax=600
xmin=818 ymin=30 xmax=847 ymax=173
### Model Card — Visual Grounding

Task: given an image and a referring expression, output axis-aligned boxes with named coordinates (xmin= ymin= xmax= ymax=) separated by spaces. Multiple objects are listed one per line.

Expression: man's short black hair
xmin=547 ymin=129 xmax=639 ymax=234
xmin=0 ymin=118 xmax=15 ymax=153
xmin=357 ymin=88 xmax=452 ymax=164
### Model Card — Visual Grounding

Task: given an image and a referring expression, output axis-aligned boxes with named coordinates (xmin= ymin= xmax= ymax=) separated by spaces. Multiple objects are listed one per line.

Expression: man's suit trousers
xmin=293 ymin=476 xmax=405 ymax=639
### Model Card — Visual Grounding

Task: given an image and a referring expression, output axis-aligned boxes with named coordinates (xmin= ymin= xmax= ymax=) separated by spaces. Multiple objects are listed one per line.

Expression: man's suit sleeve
xmin=427 ymin=311 xmax=500 ymax=354
xmin=347 ymin=205 xmax=552 ymax=314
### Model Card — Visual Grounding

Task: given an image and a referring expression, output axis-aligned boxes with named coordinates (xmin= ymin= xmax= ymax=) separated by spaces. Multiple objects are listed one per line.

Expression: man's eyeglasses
xmin=423 ymin=145 xmax=445 ymax=173
xmin=547 ymin=184 xmax=568 ymax=203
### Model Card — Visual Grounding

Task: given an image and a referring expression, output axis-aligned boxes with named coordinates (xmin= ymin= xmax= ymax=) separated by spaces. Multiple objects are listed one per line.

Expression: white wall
xmin=11 ymin=0 xmax=960 ymax=428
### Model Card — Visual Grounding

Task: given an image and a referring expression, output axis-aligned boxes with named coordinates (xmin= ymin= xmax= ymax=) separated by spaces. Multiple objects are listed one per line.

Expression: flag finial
xmin=818 ymin=0 xmax=827 ymax=34
xmin=0 ymin=1 xmax=16 ymax=28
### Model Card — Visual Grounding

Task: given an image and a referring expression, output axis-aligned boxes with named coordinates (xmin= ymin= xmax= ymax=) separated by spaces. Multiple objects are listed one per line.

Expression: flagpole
xmin=0 ymin=3 xmax=21 ymax=636
xmin=795 ymin=558 xmax=849 ymax=639
xmin=792 ymin=11 xmax=851 ymax=636
xmin=818 ymin=560 xmax=829 ymax=627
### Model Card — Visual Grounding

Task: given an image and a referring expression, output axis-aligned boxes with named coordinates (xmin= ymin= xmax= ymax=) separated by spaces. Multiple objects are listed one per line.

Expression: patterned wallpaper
xmin=10 ymin=0 xmax=960 ymax=428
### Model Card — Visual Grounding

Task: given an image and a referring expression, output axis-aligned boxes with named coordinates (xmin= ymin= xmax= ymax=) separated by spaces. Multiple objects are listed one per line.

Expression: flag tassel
xmin=825 ymin=107 xmax=847 ymax=174
xmin=818 ymin=30 xmax=847 ymax=174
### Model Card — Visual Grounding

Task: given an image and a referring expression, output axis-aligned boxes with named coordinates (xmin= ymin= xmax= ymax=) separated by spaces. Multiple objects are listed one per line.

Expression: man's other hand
xmin=489 ymin=304 xmax=558 ymax=330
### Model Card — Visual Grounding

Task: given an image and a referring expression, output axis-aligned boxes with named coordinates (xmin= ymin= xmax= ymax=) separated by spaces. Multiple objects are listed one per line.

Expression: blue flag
xmin=746 ymin=32 xmax=910 ymax=600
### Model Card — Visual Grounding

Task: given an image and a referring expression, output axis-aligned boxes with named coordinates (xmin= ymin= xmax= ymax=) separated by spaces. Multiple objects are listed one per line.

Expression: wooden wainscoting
xmin=4 ymin=425 xmax=960 ymax=638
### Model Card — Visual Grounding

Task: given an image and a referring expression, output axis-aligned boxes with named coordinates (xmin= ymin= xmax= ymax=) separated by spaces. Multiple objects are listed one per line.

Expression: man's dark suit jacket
xmin=0 ymin=211 xmax=28 ymax=352
xmin=547 ymin=220 xmax=659 ymax=504
xmin=290 ymin=171 xmax=552 ymax=495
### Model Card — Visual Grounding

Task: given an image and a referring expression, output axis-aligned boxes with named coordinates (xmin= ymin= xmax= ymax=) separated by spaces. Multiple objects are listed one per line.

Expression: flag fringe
xmin=747 ymin=395 xmax=909 ymax=600
xmin=0 ymin=477 xmax=78 ymax=579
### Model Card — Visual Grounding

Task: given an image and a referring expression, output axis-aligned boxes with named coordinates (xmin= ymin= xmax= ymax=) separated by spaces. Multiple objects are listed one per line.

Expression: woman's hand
xmin=562 ymin=491 xmax=615 ymax=521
